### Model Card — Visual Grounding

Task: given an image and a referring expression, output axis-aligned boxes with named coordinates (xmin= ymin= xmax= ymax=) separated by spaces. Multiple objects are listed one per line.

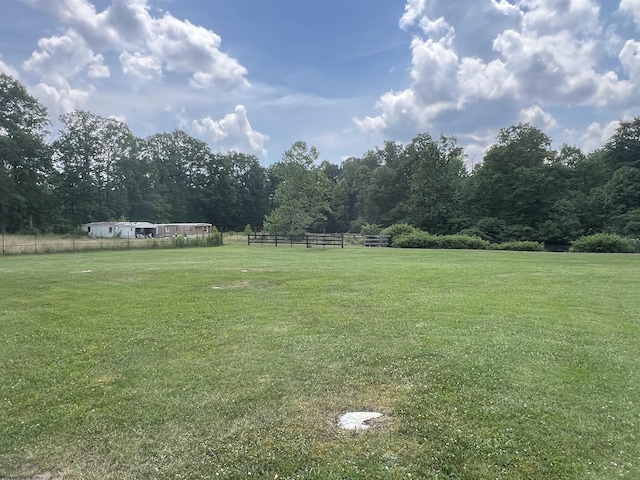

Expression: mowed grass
xmin=1 ymin=246 xmax=639 ymax=479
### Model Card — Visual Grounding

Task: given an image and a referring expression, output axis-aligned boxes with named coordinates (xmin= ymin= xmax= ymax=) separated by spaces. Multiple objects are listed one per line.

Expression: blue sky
xmin=1 ymin=0 xmax=639 ymax=166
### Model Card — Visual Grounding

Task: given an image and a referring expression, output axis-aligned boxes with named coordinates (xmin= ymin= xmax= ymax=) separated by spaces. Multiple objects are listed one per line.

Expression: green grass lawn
xmin=1 ymin=246 xmax=639 ymax=479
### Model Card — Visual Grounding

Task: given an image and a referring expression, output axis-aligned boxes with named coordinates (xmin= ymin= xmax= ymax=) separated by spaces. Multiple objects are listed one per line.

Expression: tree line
xmin=1 ymin=73 xmax=639 ymax=243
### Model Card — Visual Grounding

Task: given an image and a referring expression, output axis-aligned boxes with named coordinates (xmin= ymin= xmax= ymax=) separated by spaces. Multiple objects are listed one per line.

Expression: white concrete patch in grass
xmin=338 ymin=411 xmax=383 ymax=430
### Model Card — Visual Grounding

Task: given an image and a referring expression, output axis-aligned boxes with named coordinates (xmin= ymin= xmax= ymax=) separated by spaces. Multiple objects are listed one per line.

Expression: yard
xmin=1 ymin=246 xmax=639 ymax=479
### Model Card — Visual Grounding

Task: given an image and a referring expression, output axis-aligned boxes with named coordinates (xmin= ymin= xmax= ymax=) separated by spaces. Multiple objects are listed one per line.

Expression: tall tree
xmin=142 ymin=131 xmax=193 ymax=222
xmin=357 ymin=141 xmax=407 ymax=227
xmin=404 ymin=133 xmax=467 ymax=233
xmin=0 ymin=74 xmax=51 ymax=233
xmin=53 ymin=111 xmax=136 ymax=227
xmin=228 ymin=152 xmax=269 ymax=229
xmin=603 ymin=117 xmax=640 ymax=171
xmin=469 ymin=123 xmax=560 ymax=240
xmin=600 ymin=117 xmax=640 ymax=234
xmin=264 ymin=141 xmax=331 ymax=234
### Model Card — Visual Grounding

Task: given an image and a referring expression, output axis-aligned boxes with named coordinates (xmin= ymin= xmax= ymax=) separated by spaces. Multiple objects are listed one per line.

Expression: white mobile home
xmin=82 ymin=222 xmax=158 ymax=238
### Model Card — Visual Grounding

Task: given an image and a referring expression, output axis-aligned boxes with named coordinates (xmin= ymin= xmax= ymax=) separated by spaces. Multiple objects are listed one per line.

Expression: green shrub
xmin=570 ymin=233 xmax=634 ymax=253
xmin=457 ymin=227 xmax=486 ymax=240
xmin=207 ymin=227 xmax=222 ymax=246
xmin=359 ymin=223 xmax=381 ymax=235
xmin=491 ymin=241 xmax=545 ymax=251
xmin=439 ymin=235 xmax=490 ymax=250
xmin=381 ymin=223 xmax=416 ymax=244
xmin=393 ymin=231 xmax=439 ymax=248
xmin=393 ymin=232 xmax=489 ymax=250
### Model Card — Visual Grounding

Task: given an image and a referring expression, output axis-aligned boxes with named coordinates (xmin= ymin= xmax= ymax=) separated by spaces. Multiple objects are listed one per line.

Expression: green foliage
xmin=491 ymin=241 xmax=545 ymax=251
xmin=381 ymin=223 xmax=416 ymax=243
xmin=7 ymin=73 xmax=640 ymax=246
xmin=404 ymin=133 xmax=467 ymax=233
xmin=460 ymin=217 xmax=508 ymax=243
xmin=439 ymin=234 xmax=491 ymax=249
xmin=359 ymin=222 xmax=381 ymax=235
xmin=394 ymin=231 xmax=490 ymax=249
xmin=243 ymin=224 xmax=253 ymax=235
xmin=264 ymin=141 xmax=331 ymax=235
xmin=467 ymin=124 xmax=567 ymax=240
xmin=392 ymin=230 xmax=439 ymax=248
xmin=165 ymin=232 xmax=221 ymax=249
xmin=570 ymin=233 xmax=634 ymax=253
xmin=604 ymin=166 xmax=640 ymax=216
xmin=0 ymin=74 xmax=51 ymax=234
xmin=603 ymin=117 xmax=640 ymax=171
xmin=539 ymin=199 xmax=583 ymax=243
xmin=613 ymin=209 xmax=640 ymax=237
xmin=173 ymin=235 xmax=188 ymax=248
xmin=206 ymin=227 xmax=221 ymax=246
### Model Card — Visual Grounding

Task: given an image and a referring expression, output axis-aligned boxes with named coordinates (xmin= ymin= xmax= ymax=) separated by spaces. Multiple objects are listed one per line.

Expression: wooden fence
xmin=363 ymin=235 xmax=391 ymax=247
xmin=248 ymin=233 xmax=344 ymax=248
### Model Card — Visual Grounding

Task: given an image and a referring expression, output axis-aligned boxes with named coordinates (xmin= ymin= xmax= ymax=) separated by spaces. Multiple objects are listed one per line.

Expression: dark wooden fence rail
xmin=248 ymin=233 xmax=344 ymax=248
xmin=363 ymin=235 xmax=391 ymax=247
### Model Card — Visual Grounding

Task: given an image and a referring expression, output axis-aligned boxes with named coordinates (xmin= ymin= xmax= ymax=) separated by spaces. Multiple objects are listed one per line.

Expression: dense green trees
xmin=54 ymin=111 xmax=136 ymax=228
xmin=1 ymin=74 xmax=639 ymax=243
xmin=0 ymin=74 xmax=51 ymax=233
xmin=404 ymin=134 xmax=467 ymax=234
xmin=0 ymin=75 xmax=273 ymax=233
xmin=264 ymin=141 xmax=331 ymax=234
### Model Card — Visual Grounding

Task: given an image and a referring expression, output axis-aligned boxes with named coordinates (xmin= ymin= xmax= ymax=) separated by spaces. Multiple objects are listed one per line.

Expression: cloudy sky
xmin=1 ymin=0 xmax=639 ymax=166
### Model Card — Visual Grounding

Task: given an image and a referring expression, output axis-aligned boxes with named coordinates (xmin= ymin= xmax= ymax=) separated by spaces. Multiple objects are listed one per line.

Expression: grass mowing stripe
xmin=1 ymin=247 xmax=639 ymax=479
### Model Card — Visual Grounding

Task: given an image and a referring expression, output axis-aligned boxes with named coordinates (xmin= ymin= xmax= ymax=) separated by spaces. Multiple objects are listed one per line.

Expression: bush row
xmin=392 ymin=231 xmax=491 ymax=249
xmin=379 ymin=224 xmax=638 ymax=253
xmin=569 ymin=233 xmax=638 ymax=253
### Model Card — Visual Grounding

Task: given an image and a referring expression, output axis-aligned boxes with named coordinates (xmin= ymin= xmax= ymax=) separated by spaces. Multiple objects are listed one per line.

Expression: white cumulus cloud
xmin=21 ymin=0 xmax=249 ymax=116
xmin=192 ymin=105 xmax=269 ymax=156
xmin=356 ymin=0 xmax=640 ymax=153
xmin=0 ymin=56 xmax=20 ymax=78
xmin=32 ymin=75 xmax=94 ymax=115
xmin=620 ymin=0 xmax=640 ymax=29
xmin=518 ymin=105 xmax=558 ymax=131
xmin=119 ymin=51 xmax=162 ymax=80
xmin=575 ymin=119 xmax=622 ymax=153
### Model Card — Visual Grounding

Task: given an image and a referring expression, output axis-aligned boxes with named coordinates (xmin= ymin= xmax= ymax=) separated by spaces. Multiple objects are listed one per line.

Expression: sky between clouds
xmin=1 ymin=0 xmax=639 ymax=166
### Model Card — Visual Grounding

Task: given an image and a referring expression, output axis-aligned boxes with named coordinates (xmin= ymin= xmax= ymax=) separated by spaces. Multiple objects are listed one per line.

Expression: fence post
xmin=73 ymin=236 xmax=75 ymax=251
xmin=2 ymin=232 xmax=4 ymax=255
xmin=341 ymin=233 xmax=344 ymax=249
xmin=34 ymin=234 xmax=37 ymax=254
xmin=275 ymin=234 xmax=279 ymax=247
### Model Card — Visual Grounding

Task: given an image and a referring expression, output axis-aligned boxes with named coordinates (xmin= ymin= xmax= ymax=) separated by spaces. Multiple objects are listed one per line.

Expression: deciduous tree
xmin=264 ymin=141 xmax=331 ymax=234
xmin=0 ymin=74 xmax=51 ymax=233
